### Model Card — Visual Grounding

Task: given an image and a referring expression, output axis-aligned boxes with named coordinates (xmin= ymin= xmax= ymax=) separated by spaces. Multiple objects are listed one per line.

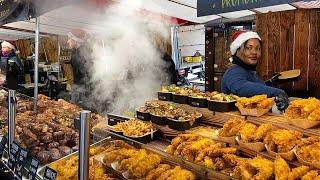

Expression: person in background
xmin=221 ymin=31 xmax=289 ymax=111
xmin=67 ymin=29 xmax=93 ymax=107
xmin=0 ymin=40 xmax=24 ymax=89
xmin=162 ymin=52 xmax=177 ymax=84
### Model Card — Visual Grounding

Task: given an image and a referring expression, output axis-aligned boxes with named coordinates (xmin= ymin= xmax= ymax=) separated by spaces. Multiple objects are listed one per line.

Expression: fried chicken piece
xmin=195 ymin=143 xmax=222 ymax=162
xmin=207 ymin=147 xmax=237 ymax=158
xmin=222 ymin=154 xmax=247 ymax=167
xmin=219 ymin=118 xmax=245 ymax=137
xmin=302 ymin=170 xmax=319 ymax=180
xmin=257 ymin=97 xmax=275 ymax=109
xmin=248 ymin=156 xmax=274 ymax=180
xmin=239 ymin=123 xmax=257 ymax=143
xmin=253 ymin=124 xmax=272 ymax=142
xmin=181 ymin=138 xmax=216 ymax=161
xmin=274 ymin=156 xmax=290 ymax=180
xmin=158 ymin=166 xmax=195 ymax=180
xmin=287 ymin=166 xmax=309 ymax=180
xmin=204 ymin=156 xmax=214 ymax=169
xmin=308 ymin=108 xmax=320 ymax=121
xmin=270 ymin=129 xmax=302 ymax=153
xmin=146 ymin=164 xmax=171 ymax=180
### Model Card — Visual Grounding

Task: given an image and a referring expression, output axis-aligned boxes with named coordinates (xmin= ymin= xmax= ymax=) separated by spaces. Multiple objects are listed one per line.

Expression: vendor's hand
xmin=275 ymin=92 xmax=289 ymax=111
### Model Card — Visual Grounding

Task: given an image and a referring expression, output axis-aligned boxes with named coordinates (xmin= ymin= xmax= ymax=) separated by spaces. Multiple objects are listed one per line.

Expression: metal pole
xmin=78 ymin=110 xmax=91 ymax=180
xmin=33 ymin=17 xmax=40 ymax=111
xmin=8 ymin=90 xmax=16 ymax=151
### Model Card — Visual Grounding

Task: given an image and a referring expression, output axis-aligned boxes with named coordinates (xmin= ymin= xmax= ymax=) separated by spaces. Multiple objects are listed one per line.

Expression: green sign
xmin=197 ymin=0 xmax=312 ymax=17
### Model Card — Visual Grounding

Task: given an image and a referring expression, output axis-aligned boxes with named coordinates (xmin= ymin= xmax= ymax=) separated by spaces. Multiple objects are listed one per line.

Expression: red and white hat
xmin=1 ymin=40 xmax=16 ymax=50
xmin=67 ymin=29 xmax=88 ymax=43
xmin=230 ymin=31 xmax=261 ymax=55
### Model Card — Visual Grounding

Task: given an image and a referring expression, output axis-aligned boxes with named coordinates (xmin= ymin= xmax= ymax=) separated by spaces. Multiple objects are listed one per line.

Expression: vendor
xmin=221 ymin=31 xmax=289 ymax=111
xmin=0 ymin=41 xmax=24 ymax=89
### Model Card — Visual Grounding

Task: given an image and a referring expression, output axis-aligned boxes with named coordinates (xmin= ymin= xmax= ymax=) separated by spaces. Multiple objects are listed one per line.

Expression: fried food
xmin=207 ymin=92 xmax=239 ymax=102
xmin=285 ymin=98 xmax=320 ymax=121
xmin=219 ymin=118 xmax=245 ymax=137
xmin=266 ymin=129 xmax=302 ymax=153
xmin=157 ymin=166 xmax=196 ymax=180
xmin=146 ymin=164 xmax=171 ymax=180
xmin=302 ymin=170 xmax=319 ymax=180
xmin=239 ymin=123 xmax=257 ymax=143
xmin=249 ymin=156 xmax=274 ymax=180
xmin=274 ymin=155 xmax=290 ymax=180
xmin=296 ymin=137 xmax=320 ymax=164
xmin=236 ymin=94 xmax=275 ymax=109
xmin=287 ymin=166 xmax=309 ymax=180
xmin=111 ymin=119 xmax=154 ymax=137
xmin=253 ymin=124 xmax=272 ymax=142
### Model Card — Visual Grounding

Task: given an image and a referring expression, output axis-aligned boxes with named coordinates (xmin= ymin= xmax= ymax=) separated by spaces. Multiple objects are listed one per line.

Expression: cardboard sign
xmin=43 ymin=166 xmax=57 ymax=180
xmin=15 ymin=147 xmax=28 ymax=179
xmin=27 ymin=158 xmax=40 ymax=180
xmin=197 ymin=0 xmax=313 ymax=17
xmin=0 ymin=136 xmax=7 ymax=158
xmin=7 ymin=141 xmax=20 ymax=170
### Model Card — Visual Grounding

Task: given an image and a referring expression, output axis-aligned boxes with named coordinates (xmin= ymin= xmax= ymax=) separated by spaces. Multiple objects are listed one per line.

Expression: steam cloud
xmin=85 ymin=0 xmax=171 ymax=114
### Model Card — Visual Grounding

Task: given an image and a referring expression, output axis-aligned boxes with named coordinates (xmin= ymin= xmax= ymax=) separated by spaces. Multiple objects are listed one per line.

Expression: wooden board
xmin=214 ymin=33 xmax=226 ymax=72
xmin=267 ymin=12 xmax=281 ymax=78
xmin=279 ymin=11 xmax=295 ymax=90
xmin=256 ymin=13 xmax=269 ymax=80
xmin=293 ymin=10 xmax=310 ymax=91
xmin=205 ymin=27 xmax=215 ymax=92
xmin=308 ymin=10 xmax=320 ymax=98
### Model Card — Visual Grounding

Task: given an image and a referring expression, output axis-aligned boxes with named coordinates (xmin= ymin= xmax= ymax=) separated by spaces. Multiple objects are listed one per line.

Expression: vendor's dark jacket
xmin=70 ymin=45 xmax=92 ymax=85
xmin=221 ymin=56 xmax=284 ymax=97
xmin=0 ymin=51 xmax=25 ymax=85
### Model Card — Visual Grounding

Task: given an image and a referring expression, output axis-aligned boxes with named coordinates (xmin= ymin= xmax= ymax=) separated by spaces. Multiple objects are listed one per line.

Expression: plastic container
xmin=136 ymin=108 xmax=150 ymax=121
xmin=150 ymin=114 xmax=166 ymax=125
xmin=207 ymin=100 xmax=236 ymax=112
xmin=172 ymin=94 xmax=188 ymax=104
xmin=158 ymin=92 xmax=172 ymax=101
xmin=166 ymin=115 xmax=201 ymax=131
xmin=188 ymin=97 xmax=207 ymax=108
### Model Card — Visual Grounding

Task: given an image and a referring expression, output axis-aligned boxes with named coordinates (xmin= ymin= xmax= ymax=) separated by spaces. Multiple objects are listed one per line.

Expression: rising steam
xmin=86 ymin=0 xmax=171 ymax=114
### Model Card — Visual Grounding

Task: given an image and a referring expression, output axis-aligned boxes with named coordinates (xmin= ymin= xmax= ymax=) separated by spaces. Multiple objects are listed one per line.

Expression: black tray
xmin=107 ymin=113 xmax=130 ymax=125
xmin=172 ymin=94 xmax=188 ymax=104
xmin=207 ymin=100 xmax=237 ymax=112
xmin=150 ymin=114 xmax=166 ymax=125
xmin=166 ymin=117 xmax=200 ymax=131
xmin=158 ymin=92 xmax=172 ymax=101
xmin=136 ymin=110 xmax=150 ymax=121
xmin=188 ymin=97 xmax=208 ymax=108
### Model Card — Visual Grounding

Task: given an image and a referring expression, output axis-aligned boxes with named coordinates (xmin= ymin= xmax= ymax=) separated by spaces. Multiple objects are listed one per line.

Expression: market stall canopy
xmin=197 ymin=0 xmax=320 ymax=17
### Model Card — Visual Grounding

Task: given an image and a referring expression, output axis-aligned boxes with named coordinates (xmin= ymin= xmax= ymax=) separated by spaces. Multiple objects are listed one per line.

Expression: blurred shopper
xmin=0 ymin=41 xmax=24 ymax=89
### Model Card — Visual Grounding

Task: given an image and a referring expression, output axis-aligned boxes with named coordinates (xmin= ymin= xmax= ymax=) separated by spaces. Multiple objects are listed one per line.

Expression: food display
xmin=186 ymin=126 xmax=219 ymax=140
xmin=207 ymin=92 xmax=239 ymax=102
xmin=264 ymin=129 xmax=302 ymax=160
xmin=295 ymin=136 xmax=320 ymax=168
xmin=100 ymin=140 xmax=196 ymax=179
xmin=217 ymin=118 xmax=245 ymax=144
xmin=236 ymin=95 xmax=275 ymax=116
xmin=285 ymin=98 xmax=320 ymax=129
xmin=160 ymin=84 xmax=178 ymax=93
xmin=206 ymin=92 xmax=239 ymax=112
xmin=110 ymin=119 xmax=155 ymax=137
xmin=166 ymin=134 xmax=239 ymax=174
xmin=49 ymin=146 xmax=114 ymax=180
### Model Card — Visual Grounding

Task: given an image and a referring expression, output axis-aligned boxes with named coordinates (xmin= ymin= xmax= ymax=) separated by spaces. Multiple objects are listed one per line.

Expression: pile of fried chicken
xmin=235 ymin=155 xmax=319 ymax=180
xmin=166 ymin=134 xmax=238 ymax=173
xmin=264 ymin=129 xmax=302 ymax=153
xmin=296 ymin=136 xmax=320 ymax=165
xmin=236 ymin=94 xmax=275 ymax=109
xmin=101 ymin=140 xmax=195 ymax=180
xmin=218 ymin=118 xmax=272 ymax=144
xmin=285 ymin=98 xmax=320 ymax=121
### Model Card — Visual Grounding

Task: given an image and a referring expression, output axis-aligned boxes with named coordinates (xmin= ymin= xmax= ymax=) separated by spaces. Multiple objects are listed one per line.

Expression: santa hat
xmin=68 ymin=29 xmax=88 ymax=43
xmin=230 ymin=31 xmax=261 ymax=55
xmin=1 ymin=40 xmax=16 ymax=50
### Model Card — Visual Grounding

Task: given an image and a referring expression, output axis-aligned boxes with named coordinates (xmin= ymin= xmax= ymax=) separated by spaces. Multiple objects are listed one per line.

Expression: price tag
xmin=0 ymin=136 xmax=7 ymax=158
xmin=43 ymin=166 xmax=57 ymax=180
xmin=7 ymin=141 xmax=20 ymax=170
xmin=15 ymin=147 xmax=28 ymax=179
xmin=27 ymin=158 xmax=40 ymax=180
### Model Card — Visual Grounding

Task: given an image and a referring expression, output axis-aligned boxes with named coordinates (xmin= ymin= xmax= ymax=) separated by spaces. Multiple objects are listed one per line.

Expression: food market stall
xmin=0 ymin=0 xmax=320 ymax=180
